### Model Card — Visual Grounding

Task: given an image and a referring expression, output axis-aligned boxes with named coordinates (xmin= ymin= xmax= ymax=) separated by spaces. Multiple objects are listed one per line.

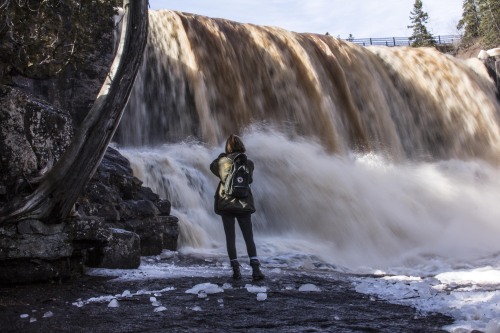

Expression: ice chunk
xmin=154 ymin=306 xmax=167 ymax=312
xmin=185 ymin=283 xmax=223 ymax=295
xmin=122 ymin=290 xmax=131 ymax=297
xmin=107 ymin=299 xmax=119 ymax=308
xmin=256 ymin=293 xmax=267 ymax=301
xmin=29 ymin=317 xmax=37 ymax=323
xmin=222 ymin=283 xmax=232 ymax=289
xmin=42 ymin=311 xmax=54 ymax=318
xmin=191 ymin=306 xmax=202 ymax=311
xmin=72 ymin=301 xmax=84 ymax=308
xmin=20 ymin=314 xmax=29 ymax=319
xmin=150 ymin=297 xmax=157 ymax=303
xmin=198 ymin=291 xmax=207 ymax=299
xmin=245 ymin=284 xmax=267 ymax=293
xmin=298 ymin=283 xmax=321 ymax=292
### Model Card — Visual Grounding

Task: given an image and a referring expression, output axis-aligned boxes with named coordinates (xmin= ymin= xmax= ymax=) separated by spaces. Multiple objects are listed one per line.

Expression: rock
xmin=156 ymin=199 xmax=171 ymax=216
xmin=87 ymin=228 xmax=141 ymax=269
xmin=69 ymin=217 xmax=113 ymax=246
xmin=160 ymin=215 xmax=179 ymax=251
xmin=0 ymin=85 xmax=73 ymax=194
xmin=122 ymin=200 xmax=160 ymax=218
xmin=78 ymin=147 xmax=179 ymax=256
xmin=0 ymin=228 xmax=73 ymax=261
xmin=110 ymin=217 xmax=164 ymax=256
xmin=17 ymin=219 xmax=65 ymax=235
xmin=0 ymin=8 xmax=179 ymax=283
xmin=0 ymin=257 xmax=82 ymax=285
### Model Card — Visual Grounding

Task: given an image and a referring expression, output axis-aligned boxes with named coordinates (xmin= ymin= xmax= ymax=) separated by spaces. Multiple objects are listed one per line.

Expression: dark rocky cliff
xmin=0 ymin=11 xmax=179 ymax=285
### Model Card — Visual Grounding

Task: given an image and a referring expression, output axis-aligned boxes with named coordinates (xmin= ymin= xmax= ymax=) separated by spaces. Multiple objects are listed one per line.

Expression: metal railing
xmin=344 ymin=35 xmax=461 ymax=47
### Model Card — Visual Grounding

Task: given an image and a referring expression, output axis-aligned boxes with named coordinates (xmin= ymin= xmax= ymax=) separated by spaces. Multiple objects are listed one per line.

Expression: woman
xmin=210 ymin=134 xmax=265 ymax=281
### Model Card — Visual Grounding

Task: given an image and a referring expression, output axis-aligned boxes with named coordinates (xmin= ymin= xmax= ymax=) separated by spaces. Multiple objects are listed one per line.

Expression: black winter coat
xmin=210 ymin=152 xmax=256 ymax=216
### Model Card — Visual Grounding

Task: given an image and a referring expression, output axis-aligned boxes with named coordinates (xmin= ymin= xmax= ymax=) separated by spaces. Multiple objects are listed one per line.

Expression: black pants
xmin=221 ymin=214 xmax=257 ymax=261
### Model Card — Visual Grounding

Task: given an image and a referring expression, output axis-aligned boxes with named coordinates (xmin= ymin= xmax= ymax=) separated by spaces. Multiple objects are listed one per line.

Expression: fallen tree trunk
xmin=0 ymin=0 xmax=149 ymax=223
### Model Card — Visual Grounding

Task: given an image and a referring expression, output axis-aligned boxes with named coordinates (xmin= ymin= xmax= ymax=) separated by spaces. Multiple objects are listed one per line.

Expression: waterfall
xmin=114 ymin=10 xmax=500 ymax=273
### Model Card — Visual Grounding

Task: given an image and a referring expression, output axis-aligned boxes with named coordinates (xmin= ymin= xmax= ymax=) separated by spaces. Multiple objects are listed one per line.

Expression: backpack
xmin=224 ymin=153 xmax=250 ymax=198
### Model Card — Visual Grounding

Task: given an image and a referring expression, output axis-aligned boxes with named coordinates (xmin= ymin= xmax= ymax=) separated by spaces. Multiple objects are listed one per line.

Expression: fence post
xmin=370 ymin=38 xmax=372 ymax=45
xmin=393 ymin=37 xmax=396 ymax=46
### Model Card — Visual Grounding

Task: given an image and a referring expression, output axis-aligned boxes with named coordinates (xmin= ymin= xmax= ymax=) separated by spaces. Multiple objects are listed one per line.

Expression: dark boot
xmin=230 ymin=260 xmax=241 ymax=280
xmin=250 ymin=259 xmax=265 ymax=281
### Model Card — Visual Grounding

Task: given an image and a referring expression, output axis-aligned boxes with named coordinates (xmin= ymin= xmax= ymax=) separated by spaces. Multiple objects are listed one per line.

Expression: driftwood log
xmin=0 ymin=0 xmax=149 ymax=223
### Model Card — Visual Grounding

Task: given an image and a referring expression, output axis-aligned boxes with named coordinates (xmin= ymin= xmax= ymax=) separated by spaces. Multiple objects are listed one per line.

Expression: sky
xmin=148 ymin=0 xmax=463 ymax=39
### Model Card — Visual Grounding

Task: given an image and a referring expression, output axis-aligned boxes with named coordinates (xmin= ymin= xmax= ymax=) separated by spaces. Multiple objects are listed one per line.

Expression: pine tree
xmin=457 ymin=0 xmax=481 ymax=46
xmin=477 ymin=0 xmax=500 ymax=49
xmin=408 ymin=0 xmax=436 ymax=47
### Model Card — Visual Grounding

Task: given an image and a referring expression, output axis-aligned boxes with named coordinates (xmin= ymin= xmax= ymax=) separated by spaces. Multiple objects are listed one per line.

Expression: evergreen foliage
xmin=457 ymin=0 xmax=481 ymax=46
xmin=477 ymin=0 xmax=500 ymax=48
xmin=408 ymin=0 xmax=436 ymax=47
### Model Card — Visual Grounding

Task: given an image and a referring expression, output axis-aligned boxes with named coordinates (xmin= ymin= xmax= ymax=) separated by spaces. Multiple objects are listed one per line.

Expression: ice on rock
xmin=29 ymin=317 xmax=37 ymax=323
xmin=298 ymin=283 xmax=321 ymax=292
xmin=198 ymin=291 xmax=207 ymax=299
xmin=256 ymin=293 xmax=267 ymax=301
xmin=150 ymin=297 xmax=157 ymax=302
xmin=108 ymin=299 xmax=119 ymax=308
xmin=222 ymin=283 xmax=232 ymax=289
xmin=122 ymin=290 xmax=131 ymax=297
xmin=191 ymin=306 xmax=202 ymax=311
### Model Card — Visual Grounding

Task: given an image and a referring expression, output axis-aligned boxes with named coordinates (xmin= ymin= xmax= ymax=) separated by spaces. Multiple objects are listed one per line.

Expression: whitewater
xmin=107 ymin=9 xmax=500 ymax=332
xmin=111 ymin=130 xmax=500 ymax=332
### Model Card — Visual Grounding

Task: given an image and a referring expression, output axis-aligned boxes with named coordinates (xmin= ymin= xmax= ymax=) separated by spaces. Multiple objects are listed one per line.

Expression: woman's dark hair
xmin=225 ymin=134 xmax=246 ymax=154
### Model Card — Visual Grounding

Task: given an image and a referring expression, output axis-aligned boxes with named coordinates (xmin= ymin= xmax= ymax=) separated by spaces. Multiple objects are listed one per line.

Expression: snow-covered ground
xmin=354 ymin=266 xmax=500 ymax=333
xmin=85 ymin=251 xmax=500 ymax=333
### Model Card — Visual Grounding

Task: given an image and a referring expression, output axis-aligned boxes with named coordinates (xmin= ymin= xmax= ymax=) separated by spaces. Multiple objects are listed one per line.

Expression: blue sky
xmin=148 ymin=0 xmax=463 ymax=39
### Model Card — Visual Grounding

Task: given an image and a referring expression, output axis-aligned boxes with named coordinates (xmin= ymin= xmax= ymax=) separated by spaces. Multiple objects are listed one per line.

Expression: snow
xmin=353 ymin=266 xmax=500 ymax=333
xmin=72 ymin=286 xmax=175 ymax=307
